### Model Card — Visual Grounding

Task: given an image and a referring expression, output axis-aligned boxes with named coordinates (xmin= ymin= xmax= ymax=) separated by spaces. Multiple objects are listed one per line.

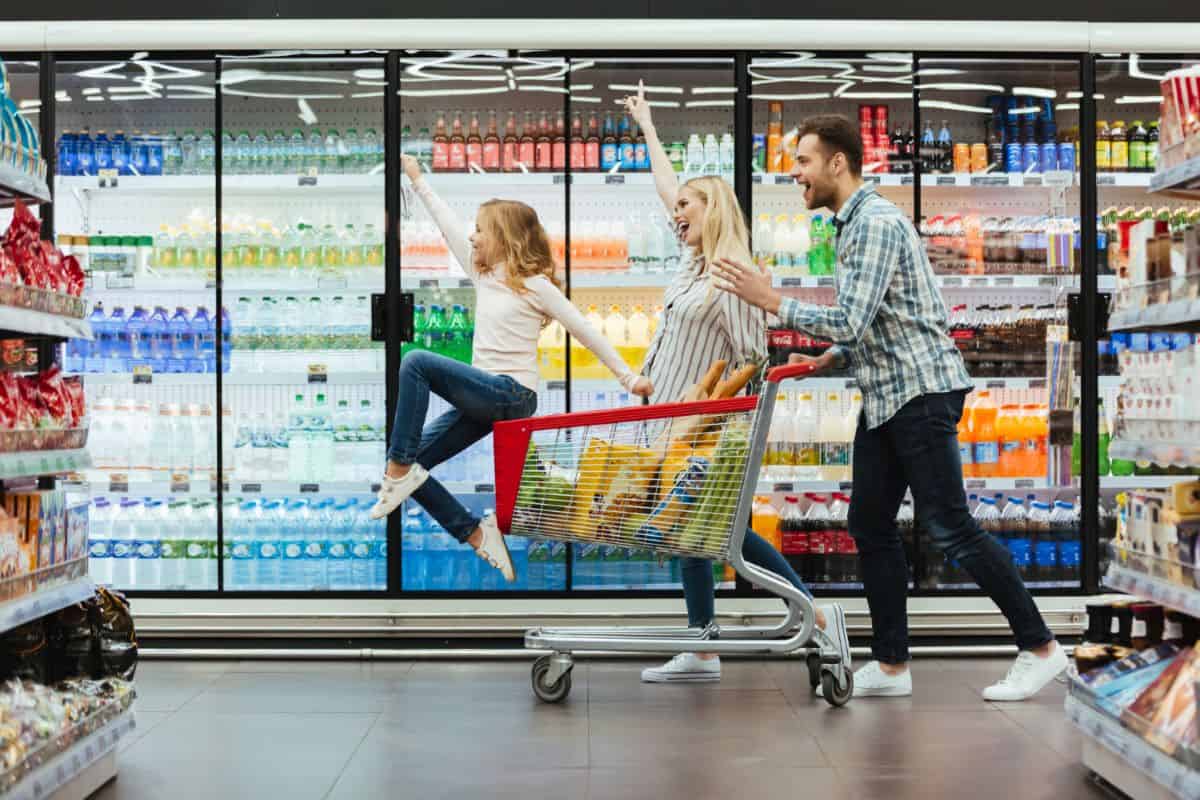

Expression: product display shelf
xmin=81 ymin=371 xmax=384 ymax=387
xmin=72 ymin=476 xmax=380 ymax=498
xmin=775 ymin=274 xmax=1103 ymax=290
xmin=1108 ymin=295 xmax=1200 ymax=334
xmin=1104 ymin=555 xmax=1200 ymax=620
xmin=0 ymin=305 xmax=92 ymax=342
xmin=1149 ymin=156 xmax=1200 ymax=201
xmin=0 ymin=448 xmax=91 ymax=482
xmin=1065 ymin=691 xmax=1199 ymax=800
xmin=87 ymin=273 xmax=383 ymax=295
xmin=0 ymin=575 xmax=94 ymax=638
xmin=0 ymin=162 xmax=51 ymax=209
xmin=1107 ymin=440 xmax=1200 ymax=471
xmin=1 ymin=709 xmax=135 ymax=800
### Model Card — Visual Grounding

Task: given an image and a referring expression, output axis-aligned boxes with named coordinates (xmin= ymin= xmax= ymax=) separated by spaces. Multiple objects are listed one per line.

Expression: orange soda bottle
xmin=957 ymin=401 xmax=976 ymax=478
xmin=751 ymin=495 xmax=782 ymax=552
xmin=996 ymin=404 xmax=1021 ymax=477
xmin=971 ymin=391 xmax=999 ymax=478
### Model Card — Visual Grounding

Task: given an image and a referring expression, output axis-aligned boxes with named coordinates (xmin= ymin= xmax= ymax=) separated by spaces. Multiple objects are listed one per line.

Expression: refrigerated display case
xmin=20 ymin=44 xmax=1163 ymax=603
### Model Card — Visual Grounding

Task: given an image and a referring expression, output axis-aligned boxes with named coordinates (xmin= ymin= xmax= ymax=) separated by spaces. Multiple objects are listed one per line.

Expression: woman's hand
xmin=630 ymin=376 xmax=654 ymax=399
xmin=623 ymin=80 xmax=654 ymax=131
xmin=401 ymin=154 xmax=423 ymax=182
xmin=712 ymin=258 xmax=782 ymax=315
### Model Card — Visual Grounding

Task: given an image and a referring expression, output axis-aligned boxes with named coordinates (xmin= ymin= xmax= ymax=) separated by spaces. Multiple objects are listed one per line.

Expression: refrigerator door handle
xmin=374 ymin=292 xmax=414 ymax=342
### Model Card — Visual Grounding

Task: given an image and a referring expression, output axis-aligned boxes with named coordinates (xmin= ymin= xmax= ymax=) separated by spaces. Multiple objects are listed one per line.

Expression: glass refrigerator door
xmin=749 ymin=53 xmax=916 ymax=594
xmin=565 ymin=56 xmax=737 ymax=591
xmin=916 ymin=56 xmax=1084 ymax=592
xmin=219 ymin=54 xmax=386 ymax=592
xmin=54 ymin=56 xmax=220 ymax=592
xmin=397 ymin=52 xmax=568 ymax=592
xmin=1094 ymin=53 xmax=1200 ymax=578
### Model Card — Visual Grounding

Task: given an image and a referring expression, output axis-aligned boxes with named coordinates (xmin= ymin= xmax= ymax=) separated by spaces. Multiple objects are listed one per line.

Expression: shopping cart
xmin=493 ymin=363 xmax=853 ymax=707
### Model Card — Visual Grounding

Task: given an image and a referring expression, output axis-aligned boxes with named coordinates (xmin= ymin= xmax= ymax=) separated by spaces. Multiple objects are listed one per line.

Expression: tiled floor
xmin=97 ymin=657 xmax=1113 ymax=800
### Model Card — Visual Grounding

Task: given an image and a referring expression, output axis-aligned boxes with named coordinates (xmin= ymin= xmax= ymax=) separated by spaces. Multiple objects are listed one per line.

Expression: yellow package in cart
xmin=570 ymin=439 xmax=656 ymax=535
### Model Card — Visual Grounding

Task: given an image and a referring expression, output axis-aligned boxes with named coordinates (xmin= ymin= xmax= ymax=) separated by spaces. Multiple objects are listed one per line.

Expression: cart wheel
xmin=531 ymin=656 xmax=572 ymax=704
xmin=821 ymin=669 xmax=853 ymax=707
xmin=806 ymin=653 xmax=822 ymax=690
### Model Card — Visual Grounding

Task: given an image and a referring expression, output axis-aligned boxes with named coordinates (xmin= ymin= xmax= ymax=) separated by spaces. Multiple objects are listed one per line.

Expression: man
xmin=712 ymin=114 xmax=1067 ymax=701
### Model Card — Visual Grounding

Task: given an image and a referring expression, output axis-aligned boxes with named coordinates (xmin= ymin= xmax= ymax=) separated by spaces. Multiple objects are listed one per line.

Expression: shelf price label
xmin=605 ymin=174 xmax=625 ymax=185
xmin=97 ymin=169 xmax=119 ymax=189
xmin=300 ymin=483 xmax=320 ymax=493
xmin=751 ymin=174 xmax=763 ymax=185
xmin=307 ymin=365 xmax=328 ymax=384
xmin=936 ymin=176 xmax=957 ymax=186
xmin=474 ymin=483 xmax=496 ymax=493
xmin=241 ymin=483 xmax=262 ymax=493
xmin=971 ymin=175 xmax=1009 ymax=187
xmin=170 ymin=473 xmax=190 ymax=493
xmin=772 ymin=482 xmax=794 ymax=493
xmin=297 ymin=176 xmax=318 ymax=187
xmin=131 ymin=365 xmax=153 ymax=385
xmin=774 ymin=175 xmax=794 ymax=185
xmin=108 ymin=474 xmax=129 ymax=494
xmin=553 ymin=173 xmax=570 ymax=185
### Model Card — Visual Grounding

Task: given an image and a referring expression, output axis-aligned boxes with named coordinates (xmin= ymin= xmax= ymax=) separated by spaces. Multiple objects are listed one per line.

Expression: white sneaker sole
xmin=368 ymin=471 xmax=429 ymax=520
xmin=853 ymin=684 xmax=913 ymax=698
xmin=641 ymin=671 xmax=721 ymax=684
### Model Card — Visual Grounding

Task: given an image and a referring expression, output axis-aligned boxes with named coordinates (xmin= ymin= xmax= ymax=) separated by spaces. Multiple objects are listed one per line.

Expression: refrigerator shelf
xmin=81 ymin=371 xmax=384 ymax=386
xmin=1149 ymin=155 xmax=1200 ymax=200
xmin=1 ymin=709 xmax=135 ymax=800
xmin=1108 ymin=439 xmax=1200 ymax=470
xmin=0 ymin=573 xmax=92 ymax=637
xmin=0 ymin=447 xmax=91 ymax=480
xmin=86 ymin=272 xmax=383 ymax=295
xmin=72 ymin=477 xmax=381 ymax=497
xmin=1104 ymin=557 xmax=1200 ymax=620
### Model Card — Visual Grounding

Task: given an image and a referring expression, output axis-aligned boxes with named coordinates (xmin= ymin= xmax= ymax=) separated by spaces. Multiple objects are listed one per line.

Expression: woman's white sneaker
xmin=472 ymin=515 xmax=515 ymax=583
xmin=368 ymin=465 xmax=429 ymax=520
xmin=641 ymin=653 xmax=721 ymax=683
xmin=982 ymin=642 xmax=1068 ymax=702
xmin=852 ymin=661 xmax=913 ymax=697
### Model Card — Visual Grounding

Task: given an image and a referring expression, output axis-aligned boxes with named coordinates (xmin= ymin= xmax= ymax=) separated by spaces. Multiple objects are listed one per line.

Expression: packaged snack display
xmin=0 ymin=366 xmax=88 ymax=452
xmin=0 ymin=201 xmax=86 ymax=319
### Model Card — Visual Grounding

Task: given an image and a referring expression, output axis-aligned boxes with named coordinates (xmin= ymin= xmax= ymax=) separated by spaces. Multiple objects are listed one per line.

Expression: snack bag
xmin=62 ymin=254 xmax=85 ymax=297
xmin=62 ymin=376 xmax=85 ymax=427
xmin=636 ymin=456 xmax=710 ymax=548
xmin=0 ymin=373 xmax=19 ymax=430
xmin=570 ymin=439 xmax=656 ymax=532
xmin=15 ymin=376 xmax=45 ymax=430
xmin=37 ymin=366 xmax=71 ymax=428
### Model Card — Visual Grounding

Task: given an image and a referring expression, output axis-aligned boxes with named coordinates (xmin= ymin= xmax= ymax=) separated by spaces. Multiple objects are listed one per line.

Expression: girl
xmin=370 ymin=155 xmax=653 ymax=583
xmin=623 ymin=85 xmax=849 ymax=683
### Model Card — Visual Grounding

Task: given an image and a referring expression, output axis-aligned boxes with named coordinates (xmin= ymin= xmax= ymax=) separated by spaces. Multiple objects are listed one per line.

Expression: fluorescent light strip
xmin=222 ymin=89 xmax=345 ymax=100
xmin=686 ymin=100 xmax=734 ymax=108
xmin=356 ymin=79 xmax=387 ymax=87
xmin=1067 ymin=91 xmax=1083 ymax=99
xmin=353 ymin=68 xmax=385 ymax=80
xmin=839 ymin=91 xmax=912 ymax=99
xmin=612 ymin=99 xmax=680 ymax=108
xmin=749 ymin=92 xmax=832 ymax=101
xmin=919 ymin=99 xmax=992 ymax=115
xmin=570 ymin=96 xmax=602 ymax=103
xmin=915 ymin=68 xmax=966 ymax=77
xmin=866 ymin=52 xmax=913 ymax=63
xmin=861 ymin=64 xmax=913 ymax=73
xmin=1057 ymin=103 xmax=1080 ymax=111
xmin=220 ymin=71 xmax=349 ymax=86
xmin=566 ymin=84 xmax=594 ymax=91
xmin=1115 ymin=95 xmax=1163 ymax=105
xmin=918 ymin=82 xmax=1005 ymax=93
xmin=1007 ymin=106 xmax=1041 ymax=115
xmin=1013 ymin=87 xmax=1057 ymax=99
xmin=608 ymin=83 xmax=684 ymax=94
xmin=86 ymin=96 xmax=104 ymax=102
xmin=692 ymin=87 xmax=736 ymax=95
xmin=519 ymin=85 xmax=568 ymax=94
xmin=350 ymin=91 xmax=385 ymax=98
xmin=397 ymin=86 xmax=509 ymax=97
xmin=18 ymin=100 xmax=41 ymax=109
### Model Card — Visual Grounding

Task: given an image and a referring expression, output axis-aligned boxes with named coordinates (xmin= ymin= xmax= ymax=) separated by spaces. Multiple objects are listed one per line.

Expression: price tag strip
xmin=1105 ymin=562 xmax=1200 ymax=618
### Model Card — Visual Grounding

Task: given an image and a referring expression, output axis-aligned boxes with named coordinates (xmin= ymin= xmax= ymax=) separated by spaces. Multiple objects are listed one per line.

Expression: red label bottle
xmin=449 ymin=112 xmax=466 ymax=172
xmin=501 ymin=111 xmax=518 ymax=172
xmin=466 ymin=112 xmax=483 ymax=172
xmin=585 ymin=112 xmax=600 ymax=171
xmin=483 ymin=110 xmax=501 ymax=172
xmin=432 ymin=111 xmax=449 ymax=172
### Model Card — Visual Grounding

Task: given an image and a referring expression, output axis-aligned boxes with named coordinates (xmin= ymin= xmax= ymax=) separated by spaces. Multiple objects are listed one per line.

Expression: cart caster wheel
xmin=806 ymin=653 xmax=822 ymax=690
xmin=821 ymin=669 xmax=853 ymax=707
xmin=532 ymin=656 xmax=572 ymax=704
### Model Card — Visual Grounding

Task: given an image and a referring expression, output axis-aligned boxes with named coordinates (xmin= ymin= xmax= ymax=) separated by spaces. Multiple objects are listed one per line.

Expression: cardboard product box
xmin=0 ymin=505 xmax=21 ymax=585
xmin=1128 ymin=219 xmax=1157 ymax=287
xmin=64 ymin=499 xmax=88 ymax=565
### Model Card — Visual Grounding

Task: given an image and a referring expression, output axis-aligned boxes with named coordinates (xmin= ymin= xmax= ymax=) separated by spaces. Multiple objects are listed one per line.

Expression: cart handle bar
xmin=765 ymin=361 xmax=819 ymax=384
xmin=498 ymin=395 xmax=756 ymax=436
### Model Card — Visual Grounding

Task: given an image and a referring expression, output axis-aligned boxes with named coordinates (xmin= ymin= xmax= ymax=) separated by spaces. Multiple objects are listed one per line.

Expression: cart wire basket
xmin=493 ymin=363 xmax=853 ymax=707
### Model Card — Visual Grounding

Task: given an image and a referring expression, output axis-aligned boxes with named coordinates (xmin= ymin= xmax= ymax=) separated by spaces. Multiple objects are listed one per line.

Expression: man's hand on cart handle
xmin=712 ymin=257 xmax=782 ymax=315
xmin=766 ymin=360 xmax=821 ymax=384
xmin=787 ymin=351 xmax=836 ymax=376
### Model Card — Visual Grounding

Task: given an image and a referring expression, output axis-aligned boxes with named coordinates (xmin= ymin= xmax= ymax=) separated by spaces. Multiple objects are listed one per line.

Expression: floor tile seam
xmin=320 ymin=711 xmax=384 ymax=800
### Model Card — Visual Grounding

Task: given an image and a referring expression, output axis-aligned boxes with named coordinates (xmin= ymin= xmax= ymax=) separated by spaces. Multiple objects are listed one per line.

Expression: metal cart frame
xmin=493 ymin=362 xmax=853 ymax=706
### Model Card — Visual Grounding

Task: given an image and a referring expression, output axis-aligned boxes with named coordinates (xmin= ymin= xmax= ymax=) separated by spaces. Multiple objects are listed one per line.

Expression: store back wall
xmin=0 ymin=0 xmax=1195 ymax=20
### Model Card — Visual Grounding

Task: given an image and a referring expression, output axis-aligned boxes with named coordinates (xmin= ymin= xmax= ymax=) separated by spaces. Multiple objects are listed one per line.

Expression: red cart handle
xmin=765 ymin=362 xmax=818 ymax=384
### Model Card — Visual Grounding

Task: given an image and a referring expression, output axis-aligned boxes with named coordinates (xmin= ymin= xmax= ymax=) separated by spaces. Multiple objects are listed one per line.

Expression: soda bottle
xmin=465 ymin=112 xmax=483 ymax=171
xmin=1070 ymin=401 xmax=1082 ymax=477
xmin=500 ymin=112 xmax=518 ymax=172
xmin=424 ymin=304 xmax=447 ymax=356
xmin=752 ymin=496 xmax=782 ymax=552
xmin=828 ymin=493 xmax=853 ymax=584
xmin=536 ymin=112 xmax=553 ymax=172
xmin=553 ymin=112 xmax=567 ymax=171
xmin=618 ymin=115 xmax=635 ymax=171
xmin=996 ymin=404 xmax=1021 ymax=478
xmin=1097 ymin=398 xmax=1111 ymax=476
xmin=1026 ymin=500 xmax=1053 ymax=583
xmin=585 ymin=112 xmax=600 ymax=172
xmin=804 ymin=494 xmax=832 ymax=585
xmin=445 ymin=304 xmax=472 ymax=364
xmin=779 ymin=495 xmax=807 ymax=579
xmin=600 ymin=112 xmax=618 ymax=172
xmin=483 ymin=111 xmax=501 ymax=172
xmin=958 ymin=401 xmax=976 ymax=478
xmin=519 ymin=112 xmax=536 ymax=171
xmin=1000 ymin=497 xmax=1029 ymax=579
xmin=432 ymin=111 xmax=450 ymax=172
xmin=449 ymin=112 xmax=466 ymax=172
xmin=971 ymin=391 xmax=999 ymax=477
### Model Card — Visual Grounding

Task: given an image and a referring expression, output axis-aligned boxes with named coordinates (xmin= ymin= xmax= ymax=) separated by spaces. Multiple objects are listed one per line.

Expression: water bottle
xmin=108 ymin=307 xmax=130 ymax=372
xmin=371 ymin=514 xmax=387 ymax=590
xmin=185 ymin=499 xmax=216 ymax=589
xmin=251 ymin=130 xmax=270 ymax=174
xmin=88 ymin=498 xmax=114 ymax=585
xmin=703 ymin=133 xmax=720 ymax=175
xmin=326 ymin=500 xmax=354 ymax=590
xmin=305 ymin=129 xmax=323 ymax=172
xmin=179 ymin=130 xmax=198 ymax=175
xmin=76 ymin=129 xmax=95 ymax=176
xmin=146 ymin=306 xmax=170 ymax=373
xmin=159 ymin=500 xmax=189 ymax=590
xmin=160 ymin=130 xmax=179 ymax=175
xmin=256 ymin=499 xmax=283 ymax=591
xmin=108 ymin=499 xmax=139 ymax=589
xmin=362 ymin=129 xmax=380 ymax=172
xmin=198 ymin=129 xmax=215 ymax=174
xmin=324 ymin=129 xmax=342 ymax=174
xmin=302 ymin=500 xmax=330 ymax=590
xmin=357 ymin=400 xmax=380 ymax=482
xmin=94 ymin=130 xmax=113 ymax=172
xmin=311 ymin=393 xmax=335 ymax=481
xmin=168 ymin=307 xmax=195 ymax=374
xmin=130 ymin=131 xmax=148 ymax=176
xmin=145 ymin=130 xmax=163 ymax=175
xmin=192 ymin=307 xmax=216 ymax=373
xmin=229 ymin=501 xmax=257 ymax=590
xmin=685 ymin=133 xmax=704 ymax=176
xmin=57 ymin=131 xmax=77 ymax=177
xmin=111 ymin=131 xmax=130 ymax=175
xmin=278 ymin=500 xmax=304 ymax=590
xmin=342 ymin=129 xmax=360 ymax=173
xmin=349 ymin=501 xmax=374 ymax=590
xmin=271 ymin=130 xmax=287 ymax=173
xmin=401 ymin=506 xmax=426 ymax=590
xmin=126 ymin=306 xmax=149 ymax=369
xmin=719 ymin=132 xmax=736 ymax=181
xmin=132 ymin=499 xmax=162 ymax=590
xmin=287 ymin=128 xmax=305 ymax=173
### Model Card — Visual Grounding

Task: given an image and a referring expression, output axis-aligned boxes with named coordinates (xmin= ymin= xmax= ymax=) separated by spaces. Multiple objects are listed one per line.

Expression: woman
xmin=624 ymin=85 xmax=849 ymax=683
xmin=370 ymin=154 xmax=652 ymax=583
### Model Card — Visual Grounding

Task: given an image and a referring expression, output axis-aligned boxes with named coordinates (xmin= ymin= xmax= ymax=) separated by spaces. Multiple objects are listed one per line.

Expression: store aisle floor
xmin=98 ymin=657 xmax=1108 ymax=800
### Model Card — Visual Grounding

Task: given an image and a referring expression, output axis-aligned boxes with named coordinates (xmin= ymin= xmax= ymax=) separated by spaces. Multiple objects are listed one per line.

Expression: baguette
xmin=711 ymin=364 xmax=759 ymax=399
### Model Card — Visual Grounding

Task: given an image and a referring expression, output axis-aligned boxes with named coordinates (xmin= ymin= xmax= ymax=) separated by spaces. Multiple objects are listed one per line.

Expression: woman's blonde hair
xmin=680 ymin=176 xmax=754 ymax=272
xmin=477 ymin=199 xmax=564 ymax=295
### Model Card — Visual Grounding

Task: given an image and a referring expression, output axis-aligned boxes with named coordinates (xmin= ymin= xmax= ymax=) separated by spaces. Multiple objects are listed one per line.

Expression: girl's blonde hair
xmin=680 ymin=176 xmax=755 ymax=272
xmin=477 ymin=199 xmax=564 ymax=295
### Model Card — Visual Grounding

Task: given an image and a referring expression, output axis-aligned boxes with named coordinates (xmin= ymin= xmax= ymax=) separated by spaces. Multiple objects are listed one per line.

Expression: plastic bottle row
xmin=763 ymin=390 xmax=862 ymax=482
xmin=958 ymin=392 xmax=1049 ymax=479
xmin=537 ymin=305 xmax=661 ymax=380
xmin=56 ymin=127 xmax=383 ymax=178
xmin=88 ymin=395 xmax=386 ymax=485
xmin=921 ymin=214 xmax=1081 ymax=275
xmin=751 ymin=213 xmax=838 ymax=276
xmin=230 ymin=295 xmax=382 ymax=372
xmin=68 ymin=304 xmax=229 ymax=374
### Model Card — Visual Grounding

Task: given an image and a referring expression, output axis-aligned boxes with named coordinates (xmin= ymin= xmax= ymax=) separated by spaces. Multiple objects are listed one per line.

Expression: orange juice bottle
xmin=766 ymin=102 xmax=784 ymax=173
xmin=1030 ymin=403 xmax=1049 ymax=477
xmin=996 ymin=404 xmax=1021 ymax=477
xmin=971 ymin=391 xmax=999 ymax=478
xmin=752 ymin=495 xmax=782 ymax=552
xmin=958 ymin=399 xmax=976 ymax=477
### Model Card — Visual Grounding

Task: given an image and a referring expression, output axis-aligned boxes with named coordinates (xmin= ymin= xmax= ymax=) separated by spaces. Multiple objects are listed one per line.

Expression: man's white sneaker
xmin=472 ymin=515 xmax=515 ymax=583
xmin=819 ymin=603 xmax=852 ymax=671
xmin=641 ymin=653 xmax=721 ymax=683
xmin=368 ymin=465 xmax=429 ymax=520
xmin=852 ymin=661 xmax=913 ymax=697
xmin=982 ymin=642 xmax=1069 ymax=702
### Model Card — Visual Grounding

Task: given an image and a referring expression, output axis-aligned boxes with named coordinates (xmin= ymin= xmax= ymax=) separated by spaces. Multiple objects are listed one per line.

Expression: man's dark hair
xmin=797 ymin=114 xmax=863 ymax=177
